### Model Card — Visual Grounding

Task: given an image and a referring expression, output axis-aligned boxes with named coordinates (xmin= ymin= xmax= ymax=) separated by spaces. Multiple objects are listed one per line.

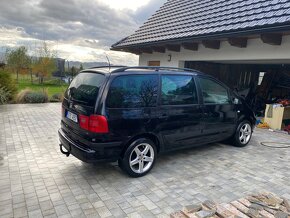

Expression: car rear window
xmin=65 ymin=72 xmax=105 ymax=106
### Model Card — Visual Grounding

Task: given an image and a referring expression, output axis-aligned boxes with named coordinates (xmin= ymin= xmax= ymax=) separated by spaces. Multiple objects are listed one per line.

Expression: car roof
xmin=81 ymin=66 xmax=204 ymax=75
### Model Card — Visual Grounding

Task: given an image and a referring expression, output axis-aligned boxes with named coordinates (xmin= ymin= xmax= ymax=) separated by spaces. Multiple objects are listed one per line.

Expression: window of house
xmin=161 ymin=75 xmax=197 ymax=105
xmin=148 ymin=61 xmax=160 ymax=66
xmin=198 ymin=77 xmax=230 ymax=104
xmin=106 ymin=75 xmax=158 ymax=108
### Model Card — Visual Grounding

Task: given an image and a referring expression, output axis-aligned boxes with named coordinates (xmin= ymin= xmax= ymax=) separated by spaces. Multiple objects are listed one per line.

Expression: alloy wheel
xmin=239 ymin=123 xmax=251 ymax=144
xmin=129 ymin=143 xmax=154 ymax=174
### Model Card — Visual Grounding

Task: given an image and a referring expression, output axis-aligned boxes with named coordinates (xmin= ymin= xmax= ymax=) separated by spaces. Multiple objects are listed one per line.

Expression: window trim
xmin=197 ymin=75 xmax=231 ymax=105
xmin=159 ymin=74 xmax=200 ymax=107
xmin=105 ymin=74 xmax=159 ymax=109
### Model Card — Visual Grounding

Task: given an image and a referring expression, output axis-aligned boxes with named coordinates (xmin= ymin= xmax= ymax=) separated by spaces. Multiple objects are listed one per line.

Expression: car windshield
xmin=65 ymin=72 xmax=105 ymax=107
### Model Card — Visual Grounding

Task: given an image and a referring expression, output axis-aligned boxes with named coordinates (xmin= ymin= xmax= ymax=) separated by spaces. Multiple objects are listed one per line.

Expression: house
xmin=111 ymin=0 xmax=290 ymax=109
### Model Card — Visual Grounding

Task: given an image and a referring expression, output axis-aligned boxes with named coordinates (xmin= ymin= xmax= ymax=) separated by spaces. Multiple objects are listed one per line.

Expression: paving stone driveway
xmin=0 ymin=103 xmax=289 ymax=218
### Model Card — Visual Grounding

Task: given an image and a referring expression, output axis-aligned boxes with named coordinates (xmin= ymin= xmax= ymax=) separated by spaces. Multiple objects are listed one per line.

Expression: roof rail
xmin=87 ymin=65 xmax=127 ymax=69
xmin=112 ymin=66 xmax=198 ymax=73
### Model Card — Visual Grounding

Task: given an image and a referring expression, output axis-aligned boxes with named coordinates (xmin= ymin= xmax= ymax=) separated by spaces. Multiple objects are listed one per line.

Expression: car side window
xmin=161 ymin=75 xmax=198 ymax=105
xmin=198 ymin=77 xmax=230 ymax=104
xmin=106 ymin=75 xmax=158 ymax=108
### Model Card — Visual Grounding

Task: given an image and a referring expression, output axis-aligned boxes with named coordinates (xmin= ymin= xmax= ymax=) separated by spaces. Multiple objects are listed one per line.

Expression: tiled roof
xmin=112 ymin=0 xmax=290 ymax=49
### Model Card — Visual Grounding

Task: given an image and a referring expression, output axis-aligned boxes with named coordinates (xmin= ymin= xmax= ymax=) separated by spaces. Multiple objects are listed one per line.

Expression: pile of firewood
xmin=170 ymin=192 xmax=289 ymax=218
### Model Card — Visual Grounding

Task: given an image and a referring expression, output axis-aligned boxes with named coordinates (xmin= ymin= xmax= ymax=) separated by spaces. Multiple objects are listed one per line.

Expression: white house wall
xmin=139 ymin=35 xmax=290 ymax=67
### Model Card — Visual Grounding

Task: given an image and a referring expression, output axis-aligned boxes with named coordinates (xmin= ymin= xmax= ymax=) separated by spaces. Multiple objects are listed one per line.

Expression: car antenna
xmin=104 ymin=53 xmax=111 ymax=71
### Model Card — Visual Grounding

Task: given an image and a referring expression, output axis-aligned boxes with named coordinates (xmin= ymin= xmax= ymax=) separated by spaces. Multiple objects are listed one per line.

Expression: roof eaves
xmin=111 ymin=22 xmax=290 ymax=51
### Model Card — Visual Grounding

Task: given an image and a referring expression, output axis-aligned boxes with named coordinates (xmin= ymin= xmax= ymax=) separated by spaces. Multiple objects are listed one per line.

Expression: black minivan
xmin=59 ymin=66 xmax=255 ymax=177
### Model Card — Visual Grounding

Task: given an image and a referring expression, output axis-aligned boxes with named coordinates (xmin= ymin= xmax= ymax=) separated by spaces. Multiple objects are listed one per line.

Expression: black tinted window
xmin=106 ymin=75 xmax=158 ymax=108
xmin=198 ymin=77 xmax=230 ymax=104
xmin=65 ymin=72 xmax=105 ymax=106
xmin=161 ymin=75 xmax=197 ymax=105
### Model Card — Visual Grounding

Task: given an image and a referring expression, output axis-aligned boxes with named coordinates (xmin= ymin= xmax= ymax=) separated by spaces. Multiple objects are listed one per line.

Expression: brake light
xmin=79 ymin=114 xmax=109 ymax=133
xmin=79 ymin=114 xmax=89 ymax=130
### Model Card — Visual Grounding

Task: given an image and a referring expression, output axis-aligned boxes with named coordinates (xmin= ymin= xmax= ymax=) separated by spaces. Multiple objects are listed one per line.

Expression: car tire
xmin=120 ymin=138 xmax=157 ymax=177
xmin=231 ymin=120 xmax=253 ymax=147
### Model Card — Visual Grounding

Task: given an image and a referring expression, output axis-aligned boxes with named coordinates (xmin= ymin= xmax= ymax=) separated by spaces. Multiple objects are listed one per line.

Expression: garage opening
xmin=184 ymin=61 xmax=290 ymax=115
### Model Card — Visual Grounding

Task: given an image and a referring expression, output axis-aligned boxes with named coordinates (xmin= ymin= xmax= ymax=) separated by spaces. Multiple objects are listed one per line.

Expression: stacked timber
xmin=170 ymin=192 xmax=290 ymax=218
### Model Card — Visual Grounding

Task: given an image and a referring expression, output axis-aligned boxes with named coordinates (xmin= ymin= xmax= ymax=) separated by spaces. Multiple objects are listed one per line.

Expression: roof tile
xmin=112 ymin=0 xmax=290 ymax=48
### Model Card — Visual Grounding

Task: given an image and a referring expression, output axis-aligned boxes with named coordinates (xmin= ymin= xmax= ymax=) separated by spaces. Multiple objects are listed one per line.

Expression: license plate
xmin=66 ymin=111 xmax=78 ymax=123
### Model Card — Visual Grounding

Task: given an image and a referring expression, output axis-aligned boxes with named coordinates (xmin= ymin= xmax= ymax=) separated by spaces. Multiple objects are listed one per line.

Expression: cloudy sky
xmin=0 ymin=0 xmax=166 ymax=65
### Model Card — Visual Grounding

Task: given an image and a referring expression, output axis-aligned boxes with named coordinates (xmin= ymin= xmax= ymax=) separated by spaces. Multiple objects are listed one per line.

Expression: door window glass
xmin=198 ymin=77 xmax=230 ymax=104
xmin=106 ymin=75 xmax=158 ymax=108
xmin=161 ymin=75 xmax=197 ymax=105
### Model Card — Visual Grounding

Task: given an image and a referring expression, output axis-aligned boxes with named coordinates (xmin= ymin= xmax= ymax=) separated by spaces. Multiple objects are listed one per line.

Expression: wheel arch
xmin=120 ymin=133 xmax=162 ymax=158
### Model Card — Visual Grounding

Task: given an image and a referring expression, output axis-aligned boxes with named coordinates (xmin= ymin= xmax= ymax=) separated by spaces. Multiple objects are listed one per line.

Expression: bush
xmin=25 ymin=92 xmax=48 ymax=103
xmin=0 ymin=86 xmax=11 ymax=104
xmin=16 ymin=88 xmax=33 ymax=103
xmin=50 ymin=93 xmax=63 ymax=102
xmin=0 ymin=70 xmax=17 ymax=100
xmin=16 ymin=88 xmax=48 ymax=104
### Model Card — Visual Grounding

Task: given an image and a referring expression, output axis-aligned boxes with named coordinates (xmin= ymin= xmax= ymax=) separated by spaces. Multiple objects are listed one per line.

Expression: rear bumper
xmin=58 ymin=128 xmax=122 ymax=163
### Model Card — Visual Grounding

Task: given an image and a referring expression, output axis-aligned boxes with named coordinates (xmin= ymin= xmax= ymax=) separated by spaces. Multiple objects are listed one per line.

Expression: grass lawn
xmin=16 ymin=74 xmax=69 ymax=97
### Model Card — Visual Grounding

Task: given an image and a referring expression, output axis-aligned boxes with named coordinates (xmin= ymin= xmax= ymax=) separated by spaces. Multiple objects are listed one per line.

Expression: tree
xmin=6 ymin=46 xmax=31 ymax=82
xmin=71 ymin=66 xmax=77 ymax=78
xmin=79 ymin=63 xmax=84 ymax=71
xmin=32 ymin=42 xmax=57 ymax=84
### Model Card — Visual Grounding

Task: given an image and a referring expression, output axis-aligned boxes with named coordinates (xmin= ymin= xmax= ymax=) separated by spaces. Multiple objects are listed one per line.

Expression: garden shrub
xmin=0 ymin=86 xmax=11 ymax=104
xmin=0 ymin=70 xmax=17 ymax=100
xmin=16 ymin=88 xmax=48 ymax=103
xmin=25 ymin=92 xmax=48 ymax=103
xmin=16 ymin=88 xmax=33 ymax=103
xmin=50 ymin=93 xmax=63 ymax=102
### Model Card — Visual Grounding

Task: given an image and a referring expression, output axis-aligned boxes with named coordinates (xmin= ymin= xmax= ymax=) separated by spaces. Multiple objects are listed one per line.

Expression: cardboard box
xmin=264 ymin=104 xmax=290 ymax=130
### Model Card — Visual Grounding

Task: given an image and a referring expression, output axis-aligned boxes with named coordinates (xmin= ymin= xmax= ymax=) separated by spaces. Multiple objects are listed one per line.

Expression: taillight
xmin=79 ymin=114 xmax=109 ymax=133
xmin=79 ymin=114 xmax=89 ymax=130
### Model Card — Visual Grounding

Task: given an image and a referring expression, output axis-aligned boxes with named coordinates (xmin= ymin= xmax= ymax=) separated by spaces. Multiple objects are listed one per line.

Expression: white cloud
xmin=98 ymin=0 xmax=150 ymax=11
xmin=0 ymin=0 xmax=166 ymax=65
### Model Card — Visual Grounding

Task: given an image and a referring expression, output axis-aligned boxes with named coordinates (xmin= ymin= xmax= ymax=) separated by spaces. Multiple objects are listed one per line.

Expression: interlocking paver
xmin=0 ymin=103 xmax=289 ymax=218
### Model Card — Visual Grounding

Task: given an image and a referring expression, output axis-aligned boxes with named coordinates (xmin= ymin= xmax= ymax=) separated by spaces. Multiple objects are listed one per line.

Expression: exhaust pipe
xmin=59 ymin=144 xmax=70 ymax=157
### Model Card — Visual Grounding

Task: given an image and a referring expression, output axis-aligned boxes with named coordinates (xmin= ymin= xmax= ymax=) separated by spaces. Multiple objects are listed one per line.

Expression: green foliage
xmin=50 ymin=93 xmax=63 ymax=102
xmin=0 ymin=70 xmax=17 ymax=99
xmin=0 ymin=86 xmax=11 ymax=104
xmin=79 ymin=63 xmax=84 ymax=71
xmin=6 ymin=46 xmax=31 ymax=81
xmin=16 ymin=88 xmax=48 ymax=104
xmin=25 ymin=92 xmax=48 ymax=103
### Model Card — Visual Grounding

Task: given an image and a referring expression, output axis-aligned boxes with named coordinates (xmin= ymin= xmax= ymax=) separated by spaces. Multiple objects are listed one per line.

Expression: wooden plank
xmin=202 ymin=40 xmax=220 ymax=49
xmin=261 ymin=33 xmax=282 ymax=45
xmin=166 ymin=44 xmax=181 ymax=52
xmin=220 ymin=203 xmax=249 ymax=218
xmin=202 ymin=200 xmax=216 ymax=210
xmin=238 ymin=198 xmax=251 ymax=207
xmin=259 ymin=209 xmax=275 ymax=218
xmin=231 ymin=201 xmax=250 ymax=214
xmin=228 ymin=37 xmax=247 ymax=48
xmin=152 ymin=46 xmax=166 ymax=53
xmin=182 ymin=42 xmax=198 ymax=51
xmin=170 ymin=211 xmax=189 ymax=218
xmin=281 ymin=198 xmax=290 ymax=212
xmin=216 ymin=204 xmax=236 ymax=218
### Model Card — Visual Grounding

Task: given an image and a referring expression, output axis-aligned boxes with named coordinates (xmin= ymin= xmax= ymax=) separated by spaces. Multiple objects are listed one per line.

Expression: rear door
xmin=105 ymin=74 xmax=159 ymax=139
xmin=62 ymin=72 xmax=106 ymax=139
xmin=197 ymin=76 xmax=237 ymax=142
xmin=158 ymin=74 xmax=203 ymax=149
